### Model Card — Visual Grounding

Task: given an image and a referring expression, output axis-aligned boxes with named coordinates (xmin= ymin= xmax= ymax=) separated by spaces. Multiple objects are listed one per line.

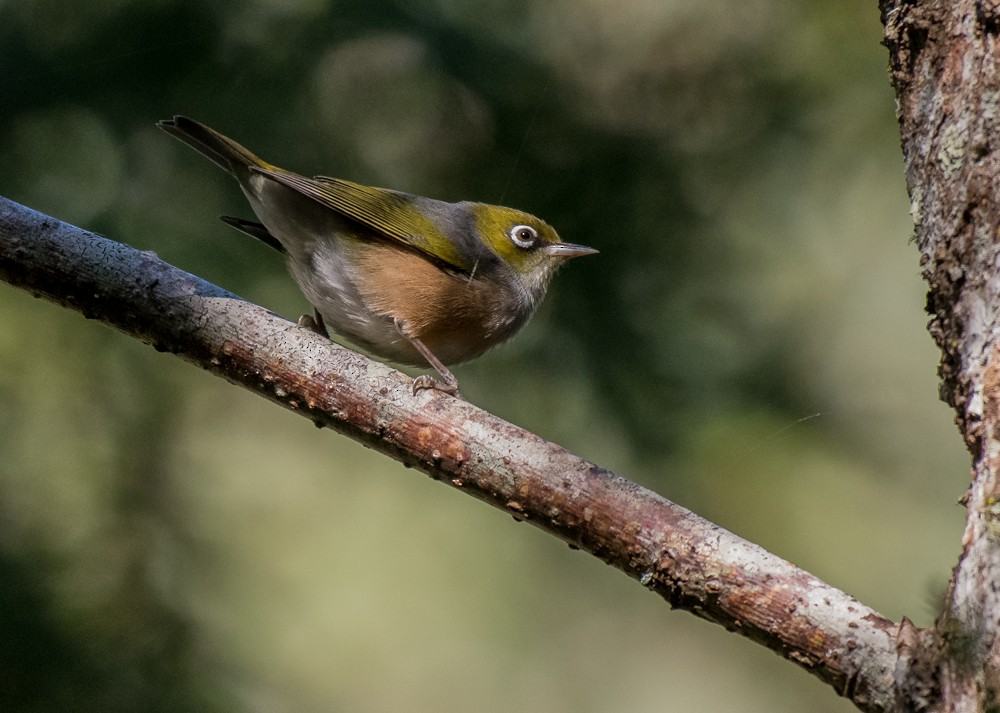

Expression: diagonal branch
xmin=0 ymin=195 xmax=899 ymax=711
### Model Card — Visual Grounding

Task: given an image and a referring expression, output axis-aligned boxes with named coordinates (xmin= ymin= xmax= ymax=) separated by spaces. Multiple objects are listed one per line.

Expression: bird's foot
xmin=412 ymin=374 xmax=463 ymax=399
xmin=297 ymin=310 xmax=329 ymax=337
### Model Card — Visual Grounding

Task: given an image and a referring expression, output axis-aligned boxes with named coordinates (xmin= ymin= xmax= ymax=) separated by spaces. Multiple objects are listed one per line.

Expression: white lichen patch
xmin=937 ymin=123 xmax=967 ymax=177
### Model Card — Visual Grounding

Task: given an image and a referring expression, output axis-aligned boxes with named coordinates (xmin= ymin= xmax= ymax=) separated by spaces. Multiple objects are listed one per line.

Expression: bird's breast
xmin=351 ymin=242 xmax=534 ymax=365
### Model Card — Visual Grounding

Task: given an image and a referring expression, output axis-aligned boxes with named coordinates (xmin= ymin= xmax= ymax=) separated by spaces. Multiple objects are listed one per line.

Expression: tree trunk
xmin=882 ymin=0 xmax=1000 ymax=709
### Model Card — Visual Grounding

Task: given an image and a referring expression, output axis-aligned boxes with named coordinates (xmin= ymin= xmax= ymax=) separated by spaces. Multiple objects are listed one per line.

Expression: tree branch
xmin=0 ymin=195 xmax=899 ymax=711
xmin=881 ymin=0 xmax=1000 ymax=707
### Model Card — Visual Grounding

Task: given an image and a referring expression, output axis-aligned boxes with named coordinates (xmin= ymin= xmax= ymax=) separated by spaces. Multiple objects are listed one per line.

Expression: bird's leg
xmin=409 ymin=343 xmax=462 ymax=398
xmin=297 ymin=308 xmax=329 ymax=337
xmin=394 ymin=319 xmax=462 ymax=398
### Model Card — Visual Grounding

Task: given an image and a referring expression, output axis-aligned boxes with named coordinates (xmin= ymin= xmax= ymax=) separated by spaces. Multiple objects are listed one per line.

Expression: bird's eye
xmin=509 ymin=224 xmax=538 ymax=249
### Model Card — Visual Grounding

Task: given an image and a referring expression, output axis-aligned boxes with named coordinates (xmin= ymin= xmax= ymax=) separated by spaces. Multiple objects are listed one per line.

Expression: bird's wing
xmin=251 ymin=166 xmax=472 ymax=273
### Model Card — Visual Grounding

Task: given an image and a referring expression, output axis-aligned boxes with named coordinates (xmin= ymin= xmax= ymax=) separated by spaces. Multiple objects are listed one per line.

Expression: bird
xmin=158 ymin=116 xmax=597 ymax=397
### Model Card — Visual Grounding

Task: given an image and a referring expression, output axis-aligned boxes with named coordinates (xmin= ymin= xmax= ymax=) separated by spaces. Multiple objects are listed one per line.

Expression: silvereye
xmin=158 ymin=116 xmax=596 ymax=397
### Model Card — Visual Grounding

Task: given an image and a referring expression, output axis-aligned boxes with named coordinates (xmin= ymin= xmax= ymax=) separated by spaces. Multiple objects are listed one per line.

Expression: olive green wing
xmin=251 ymin=166 xmax=471 ymax=273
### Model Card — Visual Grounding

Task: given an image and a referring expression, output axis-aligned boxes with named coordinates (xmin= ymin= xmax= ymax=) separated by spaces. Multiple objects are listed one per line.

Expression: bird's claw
xmin=412 ymin=374 xmax=463 ymax=399
xmin=297 ymin=312 xmax=328 ymax=337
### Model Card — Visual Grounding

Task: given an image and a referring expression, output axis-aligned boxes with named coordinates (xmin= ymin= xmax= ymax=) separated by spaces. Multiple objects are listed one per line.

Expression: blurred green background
xmin=0 ymin=1 xmax=969 ymax=711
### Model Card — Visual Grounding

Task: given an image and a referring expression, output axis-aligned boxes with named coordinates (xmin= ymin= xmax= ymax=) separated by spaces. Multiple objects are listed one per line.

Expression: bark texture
xmin=0 ymin=195 xmax=899 ymax=711
xmin=882 ymin=1 xmax=1000 ymax=709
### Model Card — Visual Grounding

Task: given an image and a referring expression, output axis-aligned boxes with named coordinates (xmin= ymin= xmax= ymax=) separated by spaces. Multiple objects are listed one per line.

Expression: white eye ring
xmin=509 ymin=224 xmax=538 ymax=249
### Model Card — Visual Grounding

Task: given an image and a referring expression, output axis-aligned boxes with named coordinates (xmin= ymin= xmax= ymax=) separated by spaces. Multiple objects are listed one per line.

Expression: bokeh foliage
xmin=0 ymin=1 xmax=969 ymax=711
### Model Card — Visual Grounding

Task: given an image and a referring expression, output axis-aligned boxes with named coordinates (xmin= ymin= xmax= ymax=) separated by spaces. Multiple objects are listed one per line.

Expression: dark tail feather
xmin=219 ymin=216 xmax=286 ymax=254
xmin=157 ymin=116 xmax=265 ymax=178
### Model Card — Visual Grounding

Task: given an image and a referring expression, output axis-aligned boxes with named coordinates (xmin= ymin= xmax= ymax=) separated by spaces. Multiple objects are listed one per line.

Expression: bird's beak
xmin=544 ymin=242 xmax=599 ymax=259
